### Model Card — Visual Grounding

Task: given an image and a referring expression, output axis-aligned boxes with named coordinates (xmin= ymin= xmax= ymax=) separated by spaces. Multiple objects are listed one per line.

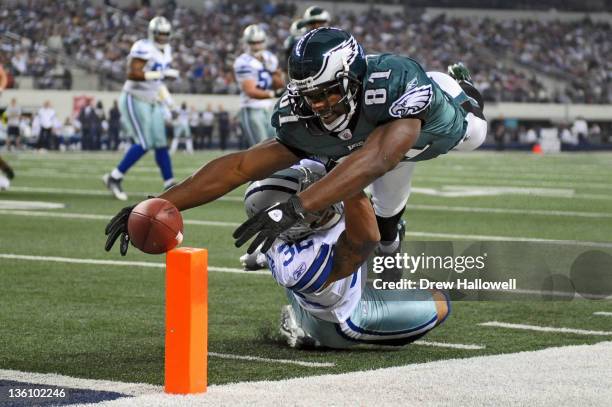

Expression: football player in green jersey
xmin=105 ymin=28 xmax=487 ymax=264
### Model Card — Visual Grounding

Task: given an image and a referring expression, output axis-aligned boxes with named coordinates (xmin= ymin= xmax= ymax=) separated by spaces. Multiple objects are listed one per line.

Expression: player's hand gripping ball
xmin=128 ymin=198 xmax=184 ymax=254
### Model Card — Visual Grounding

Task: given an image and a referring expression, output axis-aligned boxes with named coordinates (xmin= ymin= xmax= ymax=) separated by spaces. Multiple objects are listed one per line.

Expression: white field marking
xmin=0 ymin=200 xmax=65 ymax=210
xmin=209 ymin=352 xmax=334 ymax=368
xmin=405 ymin=231 xmax=612 ymax=249
xmin=416 ymin=175 xmax=612 ymax=190
xmin=0 ymin=254 xmax=268 ymax=276
xmin=479 ymin=321 xmax=612 ymax=336
xmin=75 ymin=341 xmax=612 ymax=406
xmin=406 ymin=203 xmax=612 ymax=219
xmin=438 ymin=185 xmax=612 ymax=201
xmin=0 ymin=369 xmax=161 ymax=396
xmin=413 ymin=340 xmax=485 ymax=350
xmin=2 ymin=208 xmax=611 ymax=249
xmin=0 ymin=209 xmax=241 ymax=226
xmin=409 ymin=186 xmax=574 ymax=198
xmin=593 ymin=312 xmax=612 ymax=317
xmin=490 ymin=287 xmax=612 ymax=301
xmin=7 ymin=186 xmax=245 ymax=202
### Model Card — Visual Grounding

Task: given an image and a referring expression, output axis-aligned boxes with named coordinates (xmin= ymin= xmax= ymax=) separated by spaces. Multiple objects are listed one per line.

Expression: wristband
xmin=144 ymin=71 xmax=163 ymax=80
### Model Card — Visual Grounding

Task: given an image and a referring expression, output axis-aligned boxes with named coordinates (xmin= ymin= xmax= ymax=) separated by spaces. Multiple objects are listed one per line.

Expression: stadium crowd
xmin=0 ymin=0 xmax=610 ymax=103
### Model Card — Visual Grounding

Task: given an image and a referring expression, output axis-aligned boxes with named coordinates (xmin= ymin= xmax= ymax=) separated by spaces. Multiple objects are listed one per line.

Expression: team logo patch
xmin=269 ymin=209 xmax=283 ymax=222
xmin=389 ymin=84 xmax=433 ymax=118
xmin=337 ymin=129 xmax=353 ymax=140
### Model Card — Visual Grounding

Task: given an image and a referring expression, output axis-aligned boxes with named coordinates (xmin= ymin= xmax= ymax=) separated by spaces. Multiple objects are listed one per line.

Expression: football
xmin=127 ymin=198 xmax=184 ymax=254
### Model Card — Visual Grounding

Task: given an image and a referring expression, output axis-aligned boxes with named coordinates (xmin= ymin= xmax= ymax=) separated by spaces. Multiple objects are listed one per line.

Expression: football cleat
xmin=279 ymin=305 xmax=320 ymax=349
xmin=103 ymin=174 xmax=128 ymax=201
xmin=447 ymin=62 xmax=473 ymax=84
xmin=376 ymin=219 xmax=407 ymax=283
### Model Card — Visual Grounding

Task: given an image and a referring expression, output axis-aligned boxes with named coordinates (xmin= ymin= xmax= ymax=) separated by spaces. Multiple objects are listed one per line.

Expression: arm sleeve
xmin=129 ymin=40 xmax=152 ymax=60
xmin=233 ymin=59 xmax=257 ymax=83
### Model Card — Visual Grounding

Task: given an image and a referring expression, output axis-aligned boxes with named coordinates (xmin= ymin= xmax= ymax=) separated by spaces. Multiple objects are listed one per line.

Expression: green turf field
xmin=0 ymin=150 xmax=611 ymax=385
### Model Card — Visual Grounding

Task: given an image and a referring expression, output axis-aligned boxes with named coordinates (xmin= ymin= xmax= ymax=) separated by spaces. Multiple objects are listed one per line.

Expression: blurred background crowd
xmin=1 ymin=0 xmax=610 ymax=103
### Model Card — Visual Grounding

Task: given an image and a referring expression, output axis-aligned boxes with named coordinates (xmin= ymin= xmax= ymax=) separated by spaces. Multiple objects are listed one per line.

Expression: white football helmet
xmin=244 ymin=166 xmax=342 ymax=242
xmin=242 ymin=24 xmax=267 ymax=57
xmin=302 ymin=6 xmax=331 ymax=28
xmin=148 ymin=16 xmax=171 ymax=49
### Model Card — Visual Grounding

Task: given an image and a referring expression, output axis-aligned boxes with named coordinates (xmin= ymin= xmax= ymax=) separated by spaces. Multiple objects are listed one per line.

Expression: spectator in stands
xmin=5 ymin=98 xmax=22 ymax=151
xmin=188 ymin=106 xmax=202 ymax=149
xmin=571 ymin=116 xmax=589 ymax=145
xmin=201 ymin=104 xmax=215 ymax=149
xmin=108 ymin=101 xmax=121 ymax=151
xmin=36 ymin=100 xmax=57 ymax=150
xmin=79 ymin=100 xmax=98 ymax=151
xmin=170 ymin=102 xmax=193 ymax=154
xmin=216 ymin=104 xmax=230 ymax=151
xmin=95 ymin=101 xmax=106 ymax=150
xmin=62 ymin=117 xmax=80 ymax=151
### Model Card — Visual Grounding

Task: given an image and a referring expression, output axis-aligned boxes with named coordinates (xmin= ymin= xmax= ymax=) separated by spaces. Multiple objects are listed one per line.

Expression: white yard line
xmin=6 ymin=186 xmax=244 ymax=202
xmin=479 ymin=321 xmax=612 ymax=336
xmin=0 ymin=253 xmax=268 ymax=275
xmin=413 ymin=340 xmax=485 ymax=350
xmin=2 ymin=208 xmax=611 ymax=248
xmin=593 ymin=312 xmax=612 ymax=317
xmin=0 ymin=209 xmax=241 ymax=226
xmin=208 ymin=353 xmax=334 ymax=368
xmin=405 ymin=231 xmax=612 ymax=248
xmin=406 ymin=203 xmax=612 ymax=219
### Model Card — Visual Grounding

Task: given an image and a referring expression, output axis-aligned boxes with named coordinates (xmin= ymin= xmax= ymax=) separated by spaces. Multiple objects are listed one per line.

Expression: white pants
xmin=369 ymin=72 xmax=487 ymax=217
xmin=170 ymin=124 xmax=193 ymax=154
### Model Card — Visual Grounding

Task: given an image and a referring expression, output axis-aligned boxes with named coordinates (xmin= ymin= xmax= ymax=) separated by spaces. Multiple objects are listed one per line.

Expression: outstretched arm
xmin=324 ymin=191 xmax=380 ymax=287
xmin=159 ymin=139 xmax=300 ymax=211
xmin=298 ymin=118 xmax=421 ymax=213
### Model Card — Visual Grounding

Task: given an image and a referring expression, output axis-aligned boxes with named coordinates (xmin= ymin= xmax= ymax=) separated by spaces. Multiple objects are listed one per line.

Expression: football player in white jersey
xmin=244 ymin=164 xmax=450 ymax=349
xmin=103 ymin=16 xmax=178 ymax=201
xmin=233 ymin=24 xmax=284 ymax=147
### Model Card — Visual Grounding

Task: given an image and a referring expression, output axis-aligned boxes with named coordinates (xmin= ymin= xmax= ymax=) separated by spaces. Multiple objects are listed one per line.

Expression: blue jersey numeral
xmin=257 ymin=70 xmax=272 ymax=90
xmin=278 ymin=239 xmax=314 ymax=267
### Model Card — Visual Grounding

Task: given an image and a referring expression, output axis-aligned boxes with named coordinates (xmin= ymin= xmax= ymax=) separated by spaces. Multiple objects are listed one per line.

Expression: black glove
xmin=104 ymin=205 xmax=136 ymax=256
xmin=233 ymin=195 xmax=306 ymax=254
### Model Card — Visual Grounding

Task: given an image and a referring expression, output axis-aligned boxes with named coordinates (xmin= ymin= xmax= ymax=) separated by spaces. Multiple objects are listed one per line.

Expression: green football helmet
xmin=287 ymin=28 xmax=366 ymax=134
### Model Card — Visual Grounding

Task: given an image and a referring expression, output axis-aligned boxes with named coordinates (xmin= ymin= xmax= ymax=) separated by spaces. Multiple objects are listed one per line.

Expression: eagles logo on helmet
xmin=287 ymin=28 xmax=366 ymax=134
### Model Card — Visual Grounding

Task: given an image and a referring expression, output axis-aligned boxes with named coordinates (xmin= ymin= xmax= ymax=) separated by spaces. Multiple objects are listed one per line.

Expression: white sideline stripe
xmin=0 ymin=254 xmax=268 ymax=276
xmin=0 ymin=369 xmax=161 ymax=396
xmin=413 ymin=340 xmax=485 ymax=350
xmin=2 ymin=209 xmax=611 ymax=249
xmin=593 ymin=312 xmax=612 ymax=317
xmin=406 ymin=203 xmax=612 ymax=219
xmin=209 ymin=352 xmax=334 ymax=368
xmin=76 ymin=341 xmax=612 ymax=406
xmin=479 ymin=321 xmax=612 ymax=336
